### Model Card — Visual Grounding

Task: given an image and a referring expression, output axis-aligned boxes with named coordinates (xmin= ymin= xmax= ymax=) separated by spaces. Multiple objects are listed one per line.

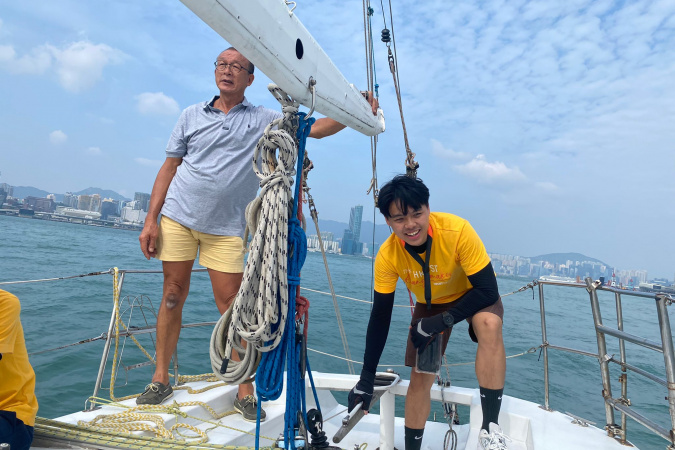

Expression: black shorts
xmin=404 ymin=297 xmax=504 ymax=367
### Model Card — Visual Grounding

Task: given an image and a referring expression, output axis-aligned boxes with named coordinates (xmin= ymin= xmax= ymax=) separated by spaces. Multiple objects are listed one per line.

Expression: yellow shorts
xmin=155 ymin=216 xmax=245 ymax=273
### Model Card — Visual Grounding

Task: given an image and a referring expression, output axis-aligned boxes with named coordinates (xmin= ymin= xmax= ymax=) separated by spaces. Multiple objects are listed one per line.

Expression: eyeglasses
xmin=214 ymin=61 xmax=251 ymax=74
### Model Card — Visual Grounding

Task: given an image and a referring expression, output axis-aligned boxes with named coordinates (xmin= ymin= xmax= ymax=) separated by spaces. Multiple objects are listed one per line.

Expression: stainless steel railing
xmin=536 ymin=277 xmax=675 ymax=448
xmin=87 ymin=268 xmax=210 ymax=410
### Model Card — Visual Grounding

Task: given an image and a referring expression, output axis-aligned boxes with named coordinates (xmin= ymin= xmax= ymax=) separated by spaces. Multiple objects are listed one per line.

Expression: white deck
xmin=32 ymin=372 xmax=632 ymax=450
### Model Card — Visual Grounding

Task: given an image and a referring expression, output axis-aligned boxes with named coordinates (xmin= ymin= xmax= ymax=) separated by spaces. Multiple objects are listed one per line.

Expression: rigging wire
xmin=0 ymin=269 xmax=112 ymax=285
xmin=362 ymin=0 xmax=380 ymax=207
xmin=304 ymin=190 xmax=356 ymax=375
xmin=363 ymin=0 xmax=380 ymax=301
xmin=362 ymin=1 xmax=372 ymax=96
xmin=378 ymin=0 xmax=418 ymax=178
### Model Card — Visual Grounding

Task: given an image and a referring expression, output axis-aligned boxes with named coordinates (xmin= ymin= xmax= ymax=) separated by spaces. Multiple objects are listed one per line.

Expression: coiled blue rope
xmin=254 ymin=113 xmax=318 ymax=450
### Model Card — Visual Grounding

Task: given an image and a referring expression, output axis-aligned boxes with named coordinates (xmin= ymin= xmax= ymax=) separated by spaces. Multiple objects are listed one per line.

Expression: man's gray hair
xmin=222 ymin=47 xmax=255 ymax=74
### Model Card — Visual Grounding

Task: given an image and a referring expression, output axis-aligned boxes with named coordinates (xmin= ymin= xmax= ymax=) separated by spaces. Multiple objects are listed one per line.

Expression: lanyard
xmin=403 ymin=229 xmax=433 ymax=310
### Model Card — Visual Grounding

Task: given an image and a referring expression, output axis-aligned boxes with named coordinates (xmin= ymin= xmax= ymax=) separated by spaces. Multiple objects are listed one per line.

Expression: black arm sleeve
xmin=446 ymin=261 xmax=500 ymax=323
xmin=361 ymin=290 xmax=395 ymax=377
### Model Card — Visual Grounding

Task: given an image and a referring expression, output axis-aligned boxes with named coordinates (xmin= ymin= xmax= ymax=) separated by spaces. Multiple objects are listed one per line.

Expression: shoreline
xmin=0 ymin=209 xmax=143 ymax=232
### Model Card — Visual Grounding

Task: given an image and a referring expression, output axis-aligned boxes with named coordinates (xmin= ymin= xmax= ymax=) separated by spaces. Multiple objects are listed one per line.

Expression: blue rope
xmin=254 ymin=113 xmax=316 ymax=450
xmin=306 ymin=357 xmax=321 ymax=415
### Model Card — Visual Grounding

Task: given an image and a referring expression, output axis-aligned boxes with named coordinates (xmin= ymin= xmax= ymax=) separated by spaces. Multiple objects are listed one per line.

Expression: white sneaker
xmin=478 ymin=422 xmax=511 ymax=450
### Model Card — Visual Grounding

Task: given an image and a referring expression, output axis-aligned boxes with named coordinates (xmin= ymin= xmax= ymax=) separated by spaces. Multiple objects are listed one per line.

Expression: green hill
xmin=73 ymin=187 xmax=130 ymax=202
xmin=12 ymin=186 xmax=54 ymax=200
xmin=529 ymin=252 xmax=609 ymax=267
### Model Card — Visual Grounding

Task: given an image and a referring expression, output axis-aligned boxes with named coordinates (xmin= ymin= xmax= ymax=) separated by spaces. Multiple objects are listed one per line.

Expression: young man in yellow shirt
xmin=0 ymin=289 xmax=38 ymax=450
xmin=348 ymin=175 xmax=509 ymax=450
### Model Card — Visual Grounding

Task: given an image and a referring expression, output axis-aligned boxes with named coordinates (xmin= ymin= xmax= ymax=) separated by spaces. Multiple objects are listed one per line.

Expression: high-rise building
xmin=90 ymin=194 xmax=101 ymax=212
xmin=341 ymin=229 xmax=355 ymax=255
xmin=100 ymin=199 xmax=119 ymax=220
xmin=24 ymin=196 xmax=55 ymax=213
xmin=341 ymin=204 xmax=364 ymax=255
xmin=125 ymin=200 xmax=140 ymax=211
xmin=134 ymin=192 xmax=151 ymax=212
xmin=78 ymin=195 xmax=93 ymax=211
xmin=349 ymin=205 xmax=363 ymax=242
xmin=320 ymin=231 xmax=334 ymax=242
xmin=0 ymin=183 xmax=13 ymax=198
xmin=63 ymin=192 xmax=78 ymax=207
xmin=121 ymin=206 xmax=147 ymax=224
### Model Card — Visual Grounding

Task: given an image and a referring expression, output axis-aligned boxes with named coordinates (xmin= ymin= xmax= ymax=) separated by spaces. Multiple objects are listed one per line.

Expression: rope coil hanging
xmin=209 ymin=84 xmax=321 ymax=450
xmin=210 ymin=85 xmax=302 ymax=385
xmin=255 ymin=105 xmax=314 ymax=450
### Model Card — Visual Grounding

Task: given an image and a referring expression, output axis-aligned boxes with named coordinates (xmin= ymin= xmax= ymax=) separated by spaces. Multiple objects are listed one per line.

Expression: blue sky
xmin=0 ymin=1 xmax=673 ymax=278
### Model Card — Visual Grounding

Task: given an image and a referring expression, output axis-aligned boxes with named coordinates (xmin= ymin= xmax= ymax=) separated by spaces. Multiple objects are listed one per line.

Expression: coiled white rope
xmin=210 ymin=85 xmax=300 ymax=384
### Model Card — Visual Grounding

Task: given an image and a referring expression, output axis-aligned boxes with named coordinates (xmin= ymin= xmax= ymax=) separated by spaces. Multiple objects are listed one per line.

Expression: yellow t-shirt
xmin=0 ymin=289 xmax=38 ymax=427
xmin=374 ymin=212 xmax=490 ymax=304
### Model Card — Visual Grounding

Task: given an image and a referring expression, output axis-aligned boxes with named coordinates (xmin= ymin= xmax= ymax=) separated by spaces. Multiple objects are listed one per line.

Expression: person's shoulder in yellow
xmin=429 ymin=211 xmax=470 ymax=232
xmin=428 ymin=211 xmax=489 ymax=276
xmin=0 ymin=289 xmax=38 ymax=450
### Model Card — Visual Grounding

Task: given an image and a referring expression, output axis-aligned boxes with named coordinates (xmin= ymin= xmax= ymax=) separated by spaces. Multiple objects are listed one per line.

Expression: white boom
xmin=179 ymin=0 xmax=385 ymax=136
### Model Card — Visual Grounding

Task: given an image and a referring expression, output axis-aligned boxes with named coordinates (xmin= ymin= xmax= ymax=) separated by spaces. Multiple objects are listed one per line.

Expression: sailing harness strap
xmin=401 ymin=225 xmax=434 ymax=310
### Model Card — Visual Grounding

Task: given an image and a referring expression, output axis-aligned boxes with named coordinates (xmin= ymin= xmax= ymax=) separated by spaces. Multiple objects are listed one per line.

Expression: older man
xmin=138 ymin=47 xmax=377 ymax=422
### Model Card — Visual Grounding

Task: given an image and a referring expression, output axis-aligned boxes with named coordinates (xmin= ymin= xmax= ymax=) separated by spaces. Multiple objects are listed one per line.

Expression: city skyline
xmin=0 ymin=181 xmax=150 ymax=224
xmin=2 ymin=181 xmax=668 ymax=282
xmin=2 ymin=185 xmax=667 ymax=284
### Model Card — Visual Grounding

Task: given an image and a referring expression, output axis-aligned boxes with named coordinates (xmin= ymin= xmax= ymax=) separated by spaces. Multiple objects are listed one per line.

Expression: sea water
xmin=0 ymin=214 xmax=670 ymax=449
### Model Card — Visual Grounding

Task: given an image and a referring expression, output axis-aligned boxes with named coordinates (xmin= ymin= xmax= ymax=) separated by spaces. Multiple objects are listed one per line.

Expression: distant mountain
xmin=11 ymin=186 xmax=130 ymax=203
xmin=12 ymin=186 xmax=52 ymax=200
xmin=73 ymin=187 xmax=131 ymax=202
xmin=361 ymin=221 xmax=393 ymax=243
xmin=530 ymin=252 xmax=609 ymax=266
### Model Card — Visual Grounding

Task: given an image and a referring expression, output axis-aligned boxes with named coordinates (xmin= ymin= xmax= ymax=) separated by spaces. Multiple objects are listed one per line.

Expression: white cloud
xmin=85 ymin=146 xmax=101 ymax=155
xmin=535 ymin=181 xmax=559 ymax=192
xmin=52 ymin=41 xmax=125 ymax=92
xmin=135 ymin=92 xmax=180 ymax=116
xmin=85 ymin=113 xmax=115 ymax=124
xmin=0 ymin=41 xmax=125 ymax=91
xmin=430 ymin=138 xmax=471 ymax=161
xmin=0 ymin=44 xmax=51 ymax=75
xmin=49 ymin=130 xmax=67 ymax=145
xmin=0 ymin=45 xmax=13 ymax=62
xmin=454 ymin=155 xmax=527 ymax=185
xmin=135 ymin=157 xmax=163 ymax=168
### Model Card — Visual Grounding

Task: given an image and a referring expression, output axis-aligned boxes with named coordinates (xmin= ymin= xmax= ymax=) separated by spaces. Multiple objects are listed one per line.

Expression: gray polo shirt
xmin=160 ymin=96 xmax=282 ymax=236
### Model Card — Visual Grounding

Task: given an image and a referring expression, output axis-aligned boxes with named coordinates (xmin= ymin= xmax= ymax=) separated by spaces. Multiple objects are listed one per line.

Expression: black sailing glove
xmin=348 ymin=370 xmax=375 ymax=412
xmin=409 ymin=311 xmax=455 ymax=350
